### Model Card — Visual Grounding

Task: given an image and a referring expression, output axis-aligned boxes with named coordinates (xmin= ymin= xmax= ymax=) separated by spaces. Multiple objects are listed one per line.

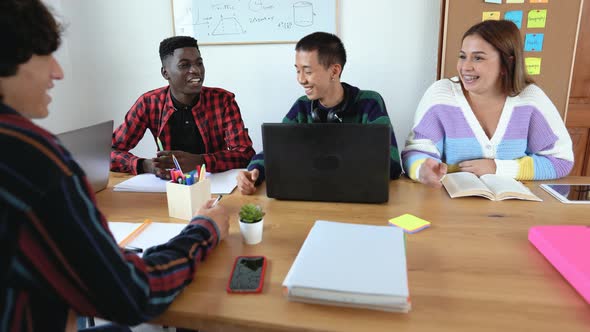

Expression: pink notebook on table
xmin=529 ymin=225 xmax=590 ymax=304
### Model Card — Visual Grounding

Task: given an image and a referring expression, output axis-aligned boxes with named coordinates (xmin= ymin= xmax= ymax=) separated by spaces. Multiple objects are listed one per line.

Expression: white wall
xmin=39 ymin=0 xmax=441 ymax=159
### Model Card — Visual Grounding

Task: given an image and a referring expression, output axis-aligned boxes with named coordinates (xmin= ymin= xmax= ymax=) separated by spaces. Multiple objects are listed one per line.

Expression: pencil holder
xmin=166 ymin=178 xmax=211 ymax=220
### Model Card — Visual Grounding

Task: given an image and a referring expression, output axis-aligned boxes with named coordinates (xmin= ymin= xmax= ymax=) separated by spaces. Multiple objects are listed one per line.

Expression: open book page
xmin=441 ymin=172 xmax=494 ymax=199
xmin=480 ymin=175 xmax=542 ymax=201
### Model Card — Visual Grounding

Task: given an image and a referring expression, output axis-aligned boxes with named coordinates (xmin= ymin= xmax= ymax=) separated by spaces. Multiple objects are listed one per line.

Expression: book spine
xmin=528 ymin=228 xmax=590 ymax=304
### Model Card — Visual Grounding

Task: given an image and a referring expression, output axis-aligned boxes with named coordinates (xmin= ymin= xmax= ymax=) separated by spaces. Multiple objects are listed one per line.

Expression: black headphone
xmin=310 ymin=84 xmax=351 ymax=123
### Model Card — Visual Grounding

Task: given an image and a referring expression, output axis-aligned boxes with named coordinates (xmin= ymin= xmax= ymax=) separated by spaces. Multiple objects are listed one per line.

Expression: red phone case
xmin=226 ymin=255 xmax=267 ymax=293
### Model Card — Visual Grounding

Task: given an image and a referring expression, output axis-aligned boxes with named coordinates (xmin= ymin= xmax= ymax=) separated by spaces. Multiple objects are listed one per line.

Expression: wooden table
xmin=96 ymin=173 xmax=590 ymax=332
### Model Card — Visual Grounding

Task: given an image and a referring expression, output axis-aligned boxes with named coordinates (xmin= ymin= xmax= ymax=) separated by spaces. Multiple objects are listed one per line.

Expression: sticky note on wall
xmin=524 ymin=33 xmax=544 ymax=52
xmin=483 ymin=11 xmax=501 ymax=21
xmin=484 ymin=0 xmax=502 ymax=3
xmin=528 ymin=9 xmax=547 ymax=28
xmin=505 ymin=10 xmax=523 ymax=29
xmin=530 ymin=0 xmax=549 ymax=3
xmin=525 ymin=57 xmax=542 ymax=75
xmin=507 ymin=0 xmax=524 ymax=3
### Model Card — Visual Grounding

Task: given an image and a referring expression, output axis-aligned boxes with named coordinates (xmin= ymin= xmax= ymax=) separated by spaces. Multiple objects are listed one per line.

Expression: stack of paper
xmin=282 ymin=220 xmax=411 ymax=312
xmin=113 ymin=168 xmax=244 ymax=194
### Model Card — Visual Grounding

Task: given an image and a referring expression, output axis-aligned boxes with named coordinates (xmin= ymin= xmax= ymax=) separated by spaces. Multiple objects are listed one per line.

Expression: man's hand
xmin=458 ymin=159 xmax=496 ymax=177
xmin=142 ymin=159 xmax=169 ymax=179
xmin=195 ymin=199 xmax=230 ymax=241
xmin=236 ymin=169 xmax=259 ymax=195
xmin=418 ymin=158 xmax=448 ymax=188
xmin=154 ymin=150 xmax=205 ymax=173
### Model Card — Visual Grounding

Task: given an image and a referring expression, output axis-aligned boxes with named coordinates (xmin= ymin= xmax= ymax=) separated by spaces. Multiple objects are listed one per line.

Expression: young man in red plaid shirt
xmin=111 ymin=36 xmax=255 ymax=178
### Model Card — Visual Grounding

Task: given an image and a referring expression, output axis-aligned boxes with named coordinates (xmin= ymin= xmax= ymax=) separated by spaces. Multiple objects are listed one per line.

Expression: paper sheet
xmin=113 ymin=168 xmax=245 ymax=194
xmin=108 ymin=221 xmax=187 ymax=257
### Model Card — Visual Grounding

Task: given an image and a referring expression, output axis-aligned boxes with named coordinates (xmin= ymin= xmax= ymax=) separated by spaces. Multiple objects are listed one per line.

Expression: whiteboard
xmin=171 ymin=0 xmax=338 ymax=45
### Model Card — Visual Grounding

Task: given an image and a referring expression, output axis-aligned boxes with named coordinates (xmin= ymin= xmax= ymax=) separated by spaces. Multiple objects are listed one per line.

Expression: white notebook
xmin=113 ymin=168 xmax=244 ymax=194
xmin=282 ymin=220 xmax=411 ymax=312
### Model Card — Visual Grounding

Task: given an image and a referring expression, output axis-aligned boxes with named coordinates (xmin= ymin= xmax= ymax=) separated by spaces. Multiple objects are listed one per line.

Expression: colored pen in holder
xmin=166 ymin=178 xmax=211 ymax=220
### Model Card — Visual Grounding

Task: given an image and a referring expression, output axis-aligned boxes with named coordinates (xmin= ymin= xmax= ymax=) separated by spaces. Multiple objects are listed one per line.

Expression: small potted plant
xmin=238 ymin=203 xmax=265 ymax=245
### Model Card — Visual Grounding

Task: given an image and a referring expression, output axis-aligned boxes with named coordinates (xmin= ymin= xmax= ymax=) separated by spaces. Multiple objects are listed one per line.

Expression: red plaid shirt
xmin=111 ymin=86 xmax=255 ymax=174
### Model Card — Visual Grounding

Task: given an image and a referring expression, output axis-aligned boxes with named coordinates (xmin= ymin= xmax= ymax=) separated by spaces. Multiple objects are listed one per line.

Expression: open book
xmin=282 ymin=220 xmax=411 ymax=313
xmin=108 ymin=221 xmax=187 ymax=257
xmin=441 ymin=172 xmax=541 ymax=201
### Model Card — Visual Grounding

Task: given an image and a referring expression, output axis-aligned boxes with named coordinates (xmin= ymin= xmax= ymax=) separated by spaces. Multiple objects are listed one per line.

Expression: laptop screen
xmin=262 ymin=123 xmax=390 ymax=203
xmin=57 ymin=120 xmax=113 ymax=192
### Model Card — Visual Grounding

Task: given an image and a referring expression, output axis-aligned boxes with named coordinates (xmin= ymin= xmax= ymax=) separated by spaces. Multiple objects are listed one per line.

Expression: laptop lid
xmin=57 ymin=120 xmax=114 ymax=192
xmin=262 ymin=123 xmax=390 ymax=203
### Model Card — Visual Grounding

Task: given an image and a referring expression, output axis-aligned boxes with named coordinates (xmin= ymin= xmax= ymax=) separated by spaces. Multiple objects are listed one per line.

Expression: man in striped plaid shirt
xmin=0 ymin=1 xmax=230 ymax=331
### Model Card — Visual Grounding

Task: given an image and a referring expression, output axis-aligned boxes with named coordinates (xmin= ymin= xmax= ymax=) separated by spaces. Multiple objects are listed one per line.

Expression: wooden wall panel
xmin=567 ymin=127 xmax=589 ymax=176
xmin=569 ymin=0 xmax=590 ymax=103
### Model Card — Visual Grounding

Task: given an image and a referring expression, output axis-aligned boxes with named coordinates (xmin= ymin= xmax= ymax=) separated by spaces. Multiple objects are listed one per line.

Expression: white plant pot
xmin=239 ymin=218 xmax=264 ymax=245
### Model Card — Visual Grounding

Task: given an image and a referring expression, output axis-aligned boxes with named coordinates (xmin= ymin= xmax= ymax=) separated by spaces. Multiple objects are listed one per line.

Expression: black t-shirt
xmin=168 ymin=93 xmax=205 ymax=154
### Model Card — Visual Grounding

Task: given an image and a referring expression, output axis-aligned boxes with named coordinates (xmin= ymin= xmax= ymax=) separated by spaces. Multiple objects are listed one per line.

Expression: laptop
xmin=262 ymin=123 xmax=390 ymax=203
xmin=529 ymin=225 xmax=590 ymax=304
xmin=57 ymin=120 xmax=114 ymax=192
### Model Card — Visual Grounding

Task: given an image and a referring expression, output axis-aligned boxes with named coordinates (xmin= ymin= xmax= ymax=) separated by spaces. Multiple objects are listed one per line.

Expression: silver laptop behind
xmin=57 ymin=120 xmax=113 ymax=192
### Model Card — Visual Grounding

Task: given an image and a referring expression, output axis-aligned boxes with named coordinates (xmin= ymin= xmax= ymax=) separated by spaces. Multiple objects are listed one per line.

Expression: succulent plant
xmin=239 ymin=204 xmax=265 ymax=223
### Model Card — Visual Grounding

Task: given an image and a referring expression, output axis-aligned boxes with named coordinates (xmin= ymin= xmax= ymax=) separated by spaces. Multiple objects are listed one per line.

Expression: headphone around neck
xmin=310 ymin=84 xmax=351 ymax=123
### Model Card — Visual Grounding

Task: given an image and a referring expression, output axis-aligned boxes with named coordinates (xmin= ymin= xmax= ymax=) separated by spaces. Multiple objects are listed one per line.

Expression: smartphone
xmin=227 ymin=256 xmax=267 ymax=293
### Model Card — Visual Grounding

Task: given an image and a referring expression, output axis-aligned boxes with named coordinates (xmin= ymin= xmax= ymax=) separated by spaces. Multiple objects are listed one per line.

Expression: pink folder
xmin=529 ymin=225 xmax=590 ymax=304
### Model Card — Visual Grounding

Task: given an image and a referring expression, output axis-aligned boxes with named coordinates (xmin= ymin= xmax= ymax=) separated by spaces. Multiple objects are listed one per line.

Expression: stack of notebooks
xmin=282 ymin=220 xmax=411 ymax=312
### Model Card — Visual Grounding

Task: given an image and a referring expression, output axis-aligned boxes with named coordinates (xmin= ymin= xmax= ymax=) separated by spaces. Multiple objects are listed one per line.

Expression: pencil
xmin=212 ymin=195 xmax=223 ymax=207
xmin=156 ymin=137 xmax=164 ymax=151
xmin=118 ymin=219 xmax=152 ymax=248
xmin=172 ymin=154 xmax=181 ymax=171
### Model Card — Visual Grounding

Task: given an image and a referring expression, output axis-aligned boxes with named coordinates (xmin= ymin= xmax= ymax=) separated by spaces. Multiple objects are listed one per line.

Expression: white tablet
xmin=540 ymin=184 xmax=590 ymax=204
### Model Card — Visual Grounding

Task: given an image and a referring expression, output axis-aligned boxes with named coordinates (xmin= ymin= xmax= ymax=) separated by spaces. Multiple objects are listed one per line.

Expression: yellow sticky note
xmin=530 ymin=0 xmax=548 ymax=3
xmin=388 ymin=214 xmax=431 ymax=234
xmin=525 ymin=57 xmax=542 ymax=75
xmin=527 ymin=9 xmax=547 ymax=28
xmin=482 ymin=11 xmax=501 ymax=21
xmin=507 ymin=0 xmax=525 ymax=3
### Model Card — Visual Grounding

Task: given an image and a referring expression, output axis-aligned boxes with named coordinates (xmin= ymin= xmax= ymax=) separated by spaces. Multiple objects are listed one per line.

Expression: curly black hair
xmin=159 ymin=36 xmax=200 ymax=62
xmin=0 ymin=0 xmax=61 ymax=77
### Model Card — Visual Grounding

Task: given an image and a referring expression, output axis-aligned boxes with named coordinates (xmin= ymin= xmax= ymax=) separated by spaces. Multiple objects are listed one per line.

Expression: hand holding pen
xmin=196 ymin=197 xmax=230 ymax=240
xmin=141 ymin=137 xmax=170 ymax=179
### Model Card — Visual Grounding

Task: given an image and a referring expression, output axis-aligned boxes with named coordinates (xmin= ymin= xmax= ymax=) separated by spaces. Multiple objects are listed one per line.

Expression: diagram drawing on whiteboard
xmin=172 ymin=0 xmax=336 ymax=44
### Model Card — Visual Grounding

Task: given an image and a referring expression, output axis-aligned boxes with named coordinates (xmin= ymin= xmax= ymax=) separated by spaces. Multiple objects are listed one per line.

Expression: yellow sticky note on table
xmin=527 ymin=9 xmax=547 ymax=28
xmin=388 ymin=214 xmax=431 ymax=234
xmin=525 ymin=57 xmax=542 ymax=75
xmin=482 ymin=11 xmax=501 ymax=21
